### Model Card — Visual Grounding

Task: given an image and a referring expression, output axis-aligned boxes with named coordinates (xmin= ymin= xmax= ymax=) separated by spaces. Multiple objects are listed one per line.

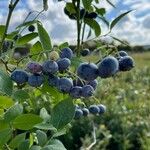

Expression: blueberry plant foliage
xmin=0 ymin=0 xmax=134 ymax=149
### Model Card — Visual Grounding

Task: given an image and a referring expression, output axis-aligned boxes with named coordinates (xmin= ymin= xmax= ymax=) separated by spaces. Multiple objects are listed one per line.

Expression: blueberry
xmin=73 ymin=79 xmax=85 ymax=87
xmin=27 ymin=62 xmax=42 ymax=74
xmin=48 ymin=74 xmax=59 ymax=87
xmin=87 ymin=79 xmax=98 ymax=90
xmin=11 ymin=70 xmax=28 ymax=84
xmin=81 ymin=49 xmax=90 ymax=56
xmin=42 ymin=60 xmax=58 ymax=74
xmin=98 ymin=104 xmax=106 ymax=114
xmin=86 ymin=12 xmax=97 ymax=19
xmin=28 ymin=25 xmax=35 ymax=32
xmin=98 ymin=56 xmax=119 ymax=78
xmin=82 ymin=108 xmax=89 ymax=116
xmin=118 ymin=51 xmax=128 ymax=57
xmin=74 ymin=109 xmax=83 ymax=119
xmin=82 ymin=85 xmax=94 ymax=98
xmin=70 ymin=86 xmax=82 ymax=98
xmin=77 ymin=63 xmax=98 ymax=81
xmin=13 ymin=52 xmax=21 ymax=60
xmin=89 ymin=105 xmax=99 ymax=114
xmin=60 ymin=48 xmax=73 ymax=59
xmin=28 ymin=74 xmax=44 ymax=87
xmin=58 ymin=77 xmax=73 ymax=93
xmin=57 ymin=58 xmax=71 ymax=71
xmin=49 ymin=51 xmax=59 ymax=61
xmin=119 ymin=56 xmax=135 ymax=71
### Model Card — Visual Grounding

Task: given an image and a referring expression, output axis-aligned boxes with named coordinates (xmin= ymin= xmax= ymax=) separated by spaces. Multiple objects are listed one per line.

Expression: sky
xmin=0 ymin=0 xmax=150 ymax=46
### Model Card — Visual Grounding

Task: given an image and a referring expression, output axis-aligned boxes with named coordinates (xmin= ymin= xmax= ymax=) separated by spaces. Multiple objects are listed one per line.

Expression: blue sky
xmin=0 ymin=0 xmax=150 ymax=45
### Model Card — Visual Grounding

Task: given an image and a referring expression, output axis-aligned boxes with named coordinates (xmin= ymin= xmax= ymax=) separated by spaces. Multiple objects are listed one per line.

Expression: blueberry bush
xmin=0 ymin=0 xmax=135 ymax=149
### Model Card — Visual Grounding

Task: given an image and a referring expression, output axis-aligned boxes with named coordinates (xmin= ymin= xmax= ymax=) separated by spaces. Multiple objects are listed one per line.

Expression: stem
xmin=0 ymin=59 xmax=13 ymax=73
xmin=85 ymin=122 xmax=97 ymax=150
xmin=0 ymin=0 xmax=20 ymax=53
xmin=73 ymin=0 xmax=81 ymax=56
xmin=81 ymin=23 xmax=86 ymax=45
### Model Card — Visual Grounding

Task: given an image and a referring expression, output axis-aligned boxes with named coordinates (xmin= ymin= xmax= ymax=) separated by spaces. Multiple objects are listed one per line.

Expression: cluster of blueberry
xmin=74 ymin=104 xmax=106 ymax=119
xmin=64 ymin=8 xmax=97 ymax=20
xmin=11 ymin=48 xmax=134 ymax=100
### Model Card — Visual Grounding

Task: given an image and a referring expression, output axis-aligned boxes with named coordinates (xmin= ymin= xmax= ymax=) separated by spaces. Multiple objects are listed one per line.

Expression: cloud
xmin=0 ymin=0 xmax=150 ymax=46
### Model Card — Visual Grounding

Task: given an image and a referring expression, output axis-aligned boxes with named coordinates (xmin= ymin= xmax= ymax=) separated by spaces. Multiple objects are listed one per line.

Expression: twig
xmin=0 ymin=58 xmax=13 ymax=73
xmin=85 ymin=122 xmax=97 ymax=150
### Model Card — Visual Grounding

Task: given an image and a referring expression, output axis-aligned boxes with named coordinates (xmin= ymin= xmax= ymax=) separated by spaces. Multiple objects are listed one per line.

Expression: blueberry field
xmin=0 ymin=0 xmax=150 ymax=150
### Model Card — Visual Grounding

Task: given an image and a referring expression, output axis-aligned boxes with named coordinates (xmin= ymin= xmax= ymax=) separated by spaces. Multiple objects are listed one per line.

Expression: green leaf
xmin=35 ymin=123 xmax=57 ymax=131
xmin=0 ymin=119 xmax=9 ymax=131
xmin=52 ymin=128 xmax=66 ymax=138
xmin=13 ymin=114 xmax=43 ymax=130
xmin=0 ymin=25 xmax=6 ymax=38
xmin=0 ymin=70 xmax=13 ymax=96
xmin=43 ymin=0 xmax=48 ymax=11
xmin=36 ymin=130 xmax=47 ymax=146
xmin=16 ymin=20 xmax=38 ymax=29
xmin=106 ymin=0 xmax=116 ymax=8
xmin=51 ymin=98 xmax=75 ymax=129
xmin=110 ymin=10 xmax=132 ymax=30
xmin=58 ymin=42 xmax=69 ymax=50
xmin=9 ymin=133 xmax=26 ymax=149
xmin=4 ymin=104 xmax=23 ymax=123
xmin=82 ymin=0 xmax=93 ymax=11
xmin=95 ymin=7 xmax=106 ymax=16
xmin=7 ymin=30 xmax=19 ymax=39
xmin=44 ymin=139 xmax=66 ymax=150
xmin=84 ymin=18 xmax=101 ymax=37
xmin=18 ymin=139 xmax=30 ymax=150
xmin=65 ymin=3 xmax=76 ymax=14
xmin=12 ymin=90 xmax=30 ymax=102
xmin=0 ymin=109 xmax=4 ymax=115
xmin=0 ymin=96 xmax=14 ymax=109
xmin=37 ymin=23 xmax=52 ymax=51
xmin=30 ymin=145 xmax=41 ymax=150
xmin=0 ymin=128 xmax=13 ymax=147
xmin=16 ymin=33 xmax=38 ymax=45
xmin=30 ymin=41 xmax=43 ymax=60
xmin=71 ymin=57 xmax=83 ymax=69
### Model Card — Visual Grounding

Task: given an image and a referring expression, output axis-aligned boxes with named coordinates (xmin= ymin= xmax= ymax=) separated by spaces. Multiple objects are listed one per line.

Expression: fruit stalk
xmin=0 ymin=0 xmax=20 ymax=54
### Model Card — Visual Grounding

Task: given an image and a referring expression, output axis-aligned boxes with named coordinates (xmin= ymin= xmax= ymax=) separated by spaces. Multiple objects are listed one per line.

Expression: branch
xmin=0 ymin=0 xmax=20 ymax=53
xmin=0 ymin=58 xmax=13 ymax=73
xmin=85 ymin=122 xmax=97 ymax=150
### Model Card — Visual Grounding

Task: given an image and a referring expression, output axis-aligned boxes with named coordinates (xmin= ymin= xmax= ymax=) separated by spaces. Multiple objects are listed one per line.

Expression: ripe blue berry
xmin=86 ymin=12 xmax=97 ymax=19
xmin=81 ymin=49 xmax=90 ymax=56
xmin=57 ymin=58 xmax=71 ymax=71
xmin=42 ymin=60 xmax=58 ymax=74
xmin=48 ymin=74 xmax=60 ymax=87
xmin=82 ymin=85 xmax=94 ymax=98
xmin=28 ymin=25 xmax=35 ymax=32
xmin=82 ymin=108 xmax=89 ymax=116
xmin=89 ymin=105 xmax=99 ymax=114
xmin=98 ymin=56 xmax=119 ymax=78
xmin=119 ymin=56 xmax=134 ymax=71
xmin=77 ymin=63 xmax=98 ymax=81
xmin=27 ymin=62 xmax=42 ymax=74
xmin=60 ymin=48 xmax=73 ymax=59
xmin=70 ymin=86 xmax=82 ymax=98
xmin=74 ymin=109 xmax=83 ymax=119
xmin=11 ymin=70 xmax=28 ymax=84
xmin=118 ymin=51 xmax=128 ymax=57
xmin=98 ymin=104 xmax=106 ymax=114
xmin=28 ymin=74 xmax=44 ymax=87
xmin=58 ymin=77 xmax=73 ymax=93
xmin=87 ymin=79 xmax=98 ymax=90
